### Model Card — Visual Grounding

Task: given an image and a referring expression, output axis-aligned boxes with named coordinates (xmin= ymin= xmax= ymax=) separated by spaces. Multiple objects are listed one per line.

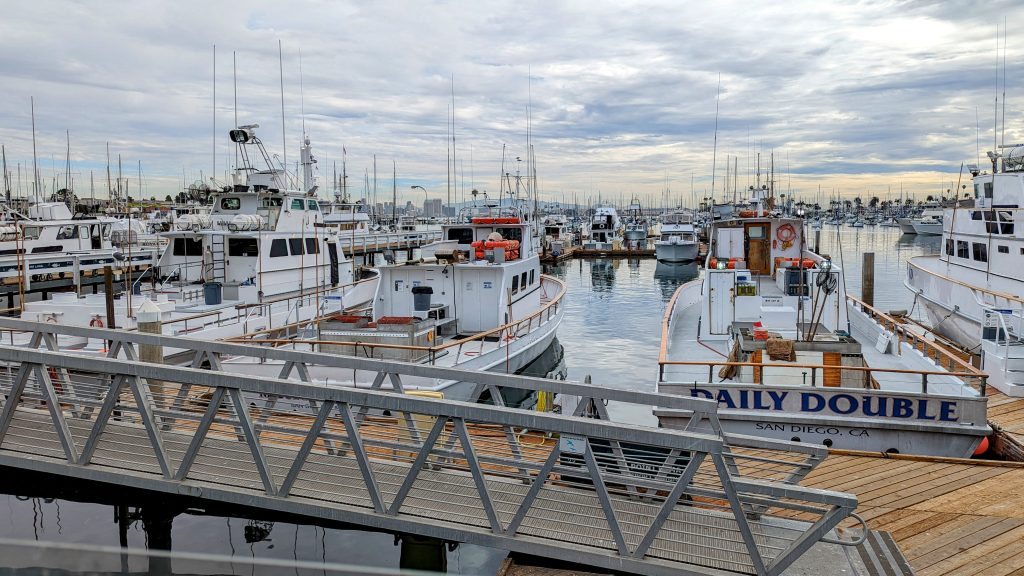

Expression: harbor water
xmin=0 ymin=226 xmax=942 ymax=573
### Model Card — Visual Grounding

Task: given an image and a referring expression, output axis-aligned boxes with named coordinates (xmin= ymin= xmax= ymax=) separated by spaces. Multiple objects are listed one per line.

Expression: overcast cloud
xmin=1 ymin=0 xmax=1022 ymax=207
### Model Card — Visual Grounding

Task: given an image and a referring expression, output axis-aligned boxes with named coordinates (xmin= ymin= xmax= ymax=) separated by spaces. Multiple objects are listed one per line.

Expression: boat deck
xmin=804 ymin=451 xmax=1024 ymax=576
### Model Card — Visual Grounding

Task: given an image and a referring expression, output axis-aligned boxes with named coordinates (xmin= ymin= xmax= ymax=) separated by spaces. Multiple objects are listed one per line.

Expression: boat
xmin=540 ymin=212 xmax=574 ymax=257
xmin=906 ymin=149 xmax=1024 ymax=395
xmin=19 ymin=125 xmax=378 ymax=343
xmin=849 ymin=219 xmax=864 ymax=228
xmin=583 ymin=204 xmax=622 ymax=250
xmin=654 ymin=190 xmax=989 ymax=457
xmin=226 ymin=201 xmax=567 ymax=402
xmin=654 ymin=210 xmax=698 ymax=263
xmin=622 ymin=198 xmax=647 ymax=246
xmin=897 ymin=217 xmax=918 ymax=234
xmin=911 ymin=209 xmax=944 ymax=235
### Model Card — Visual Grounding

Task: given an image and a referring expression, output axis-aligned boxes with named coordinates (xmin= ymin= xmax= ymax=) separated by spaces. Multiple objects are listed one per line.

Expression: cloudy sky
xmin=0 ymin=0 xmax=1022 ymax=208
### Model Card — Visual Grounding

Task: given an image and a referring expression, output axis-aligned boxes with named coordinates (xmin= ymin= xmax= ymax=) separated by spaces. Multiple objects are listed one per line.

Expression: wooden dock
xmin=804 ymin=450 xmax=1024 ymax=576
xmin=986 ymin=388 xmax=1024 ymax=461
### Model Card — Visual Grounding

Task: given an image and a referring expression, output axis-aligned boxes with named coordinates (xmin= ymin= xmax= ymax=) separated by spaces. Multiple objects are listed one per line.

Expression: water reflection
xmin=654 ymin=262 xmax=699 ymax=299
xmin=589 ymin=259 xmax=616 ymax=293
xmin=0 ymin=470 xmax=503 ymax=575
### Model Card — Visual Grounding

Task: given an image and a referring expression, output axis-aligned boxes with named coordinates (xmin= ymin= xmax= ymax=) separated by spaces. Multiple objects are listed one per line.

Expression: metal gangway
xmin=0 ymin=318 xmax=860 ymax=576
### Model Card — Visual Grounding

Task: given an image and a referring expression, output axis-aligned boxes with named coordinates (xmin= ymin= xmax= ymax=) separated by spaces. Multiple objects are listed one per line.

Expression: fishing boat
xmin=622 ymin=198 xmax=647 ymax=246
xmin=19 ymin=125 xmax=378 ymax=342
xmin=540 ymin=212 xmax=574 ymax=257
xmin=654 ymin=210 xmax=698 ymax=263
xmin=655 ymin=190 xmax=989 ymax=457
xmin=906 ymin=151 xmax=1024 ymax=395
xmin=911 ymin=209 xmax=944 ymax=235
xmin=583 ymin=204 xmax=622 ymax=250
xmin=897 ymin=217 xmax=918 ymax=234
xmin=225 ymin=201 xmax=567 ymax=402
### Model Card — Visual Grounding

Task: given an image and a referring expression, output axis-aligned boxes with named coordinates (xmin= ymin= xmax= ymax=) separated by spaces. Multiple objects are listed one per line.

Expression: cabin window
xmin=446 ymin=227 xmax=474 ymax=244
xmin=495 ymin=227 xmax=523 ymax=243
xmin=270 ymin=239 xmax=288 ymax=257
xmin=290 ymin=199 xmax=305 ymax=210
xmin=172 ymin=238 xmax=203 ymax=256
xmin=228 ymin=238 xmax=258 ymax=257
xmin=22 ymin=227 xmax=40 ymax=240
xmin=56 ymin=225 xmax=77 ymax=240
xmin=984 ymin=182 xmax=994 ymax=198
xmin=998 ymin=245 xmax=1009 ymax=254
xmin=973 ymin=243 xmax=987 ymax=262
xmin=221 ymin=197 xmax=241 ymax=210
xmin=305 ymin=237 xmax=319 ymax=254
xmin=529 ymin=270 xmax=535 ymax=285
xmin=512 ymin=275 xmax=519 ymax=295
xmin=956 ymin=241 xmax=968 ymax=258
xmin=945 ymin=239 xmax=954 ymax=256
xmin=521 ymin=272 xmax=528 ymax=289
xmin=261 ymin=197 xmax=283 ymax=208
xmin=31 ymin=245 xmax=63 ymax=253
xmin=78 ymin=226 xmax=89 ymax=240
xmin=307 ymin=200 xmax=320 ymax=211
xmin=289 ymin=238 xmax=305 ymax=255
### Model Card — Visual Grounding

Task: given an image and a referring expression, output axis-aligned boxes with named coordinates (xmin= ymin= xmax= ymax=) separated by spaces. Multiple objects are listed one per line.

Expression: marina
xmin=2 ymin=4 xmax=1024 ymax=574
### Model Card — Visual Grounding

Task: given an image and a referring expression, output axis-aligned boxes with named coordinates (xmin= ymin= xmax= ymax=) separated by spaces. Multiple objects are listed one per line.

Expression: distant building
xmin=422 ymin=198 xmax=443 ymax=218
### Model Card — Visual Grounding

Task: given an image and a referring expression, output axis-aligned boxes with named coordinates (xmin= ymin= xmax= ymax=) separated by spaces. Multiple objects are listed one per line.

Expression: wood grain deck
xmin=805 ymin=451 xmax=1024 ymax=576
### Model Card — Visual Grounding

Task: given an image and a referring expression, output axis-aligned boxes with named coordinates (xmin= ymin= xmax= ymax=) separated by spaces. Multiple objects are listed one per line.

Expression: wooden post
xmin=103 ymin=265 xmax=116 ymax=329
xmin=138 ymin=299 xmax=166 ymax=404
xmin=814 ymin=229 xmax=821 ymax=254
xmin=862 ymin=252 xmax=875 ymax=308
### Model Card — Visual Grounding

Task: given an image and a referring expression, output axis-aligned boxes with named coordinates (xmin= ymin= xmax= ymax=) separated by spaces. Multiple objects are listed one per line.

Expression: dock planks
xmin=805 ymin=451 xmax=1024 ymax=576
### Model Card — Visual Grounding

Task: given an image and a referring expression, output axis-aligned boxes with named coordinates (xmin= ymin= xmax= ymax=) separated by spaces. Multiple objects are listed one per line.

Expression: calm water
xmin=0 ymin=226 xmax=942 ymax=573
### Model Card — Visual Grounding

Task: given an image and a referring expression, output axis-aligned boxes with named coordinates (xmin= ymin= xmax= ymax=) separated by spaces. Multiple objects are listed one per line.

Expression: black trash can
xmin=412 ymin=285 xmax=433 ymax=312
xmin=203 ymin=282 xmax=223 ymax=305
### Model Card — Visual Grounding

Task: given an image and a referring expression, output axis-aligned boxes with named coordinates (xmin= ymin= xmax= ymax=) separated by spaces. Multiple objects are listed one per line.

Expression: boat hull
xmin=897 ymin=218 xmax=917 ymax=234
xmin=655 ymin=241 xmax=698 ymax=263
xmin=912 ymin=222 xmax=943 ymax=235
xmin=656 ymin=408 xmax=984 ymax=458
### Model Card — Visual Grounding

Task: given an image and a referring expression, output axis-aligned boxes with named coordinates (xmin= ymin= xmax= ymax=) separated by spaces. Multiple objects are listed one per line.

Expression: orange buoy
xmin=974 ymin=436 xmax=990 ymax=456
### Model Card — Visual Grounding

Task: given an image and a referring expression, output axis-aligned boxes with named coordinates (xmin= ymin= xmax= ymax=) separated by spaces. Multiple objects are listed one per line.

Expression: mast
xmin=392 ymin=160 xmax=397 ymax=227
xmin=710 ymin=75 xmax=721 ymax=205
xmin=31 ymin=97 xmax=39 ymax=204
xmin=279 ymin=40 xmax=287 ymax=187
xmin=213 ymin=45 xmax=216 ymax=188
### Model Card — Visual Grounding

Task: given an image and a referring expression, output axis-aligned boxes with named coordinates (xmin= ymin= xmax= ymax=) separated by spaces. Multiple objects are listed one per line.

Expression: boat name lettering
xmin=755 ymin=423 xmax=870 ymax=437
xmin=689 ymin=388 xmax=958 ymax=422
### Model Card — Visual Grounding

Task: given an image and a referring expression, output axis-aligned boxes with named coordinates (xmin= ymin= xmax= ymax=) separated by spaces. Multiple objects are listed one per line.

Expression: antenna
xmin=1001 ymin=18 xmax=1006 ymax=148
xmin=233 ymin=50 xmax=238 ymax=170
xmin=31 ymin=96 xmax=39 ymax=204
xmin=299 ymin=49 xmax=306 ymax=137
xmin=710 ymin=74 xmax=721 ymax=204
xmin=279 ymin=40 xmax=287 ymax=187
xmin=213 ymin=45 xmax=216 ymax=186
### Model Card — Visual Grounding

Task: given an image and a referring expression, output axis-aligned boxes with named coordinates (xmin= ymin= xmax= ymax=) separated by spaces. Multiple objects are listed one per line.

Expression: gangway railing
xmin=0 ymin=316 xmax=830 ymax=487
xmin=0 ymin=321 xmax=859 ymax=576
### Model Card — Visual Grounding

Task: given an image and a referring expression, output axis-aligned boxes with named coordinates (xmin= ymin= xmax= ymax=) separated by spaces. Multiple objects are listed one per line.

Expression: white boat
xmin=622 ymin=199 xmax=647 ymax=245
xmin=540 ymin=212 xmax=574 ymax=256
xmin=583 ymin=205 xmax=622 ymax=250
xmin=226 ymin=203 xmax=567 ymax=401
xmin=911 ymin=209 xmax=944 ymax=235
xmin=0 ymin=202 xmax=113 ymax=255
xmin=19 ymin=125 xmax=378 ymax=344
xmin=655 ymin=205 xmax=989 ymax=457
xmin=906 ymin=149 xmax=1024 ymax=395
xmin=897 ymin=217 xmax=918 ymax=234
xmin=655 ymin=210 xmax=698 ymax=263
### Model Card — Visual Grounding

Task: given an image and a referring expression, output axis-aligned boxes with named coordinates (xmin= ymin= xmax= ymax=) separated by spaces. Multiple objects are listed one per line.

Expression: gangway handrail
xmin=0 ymin=332 xmax=859 ymax=576
xmin=0 ymin=316 xmax=830 ymax=484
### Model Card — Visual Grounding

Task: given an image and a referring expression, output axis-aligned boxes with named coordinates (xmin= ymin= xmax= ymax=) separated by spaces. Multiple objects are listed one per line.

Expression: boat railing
xmin=228 ymin=275 xmax=568 ymax=367
xmin=659 ymin=358 xmax=986 ymax=397
xmin=658 ymin=287 xmax=987 ymax=395
xmin=907 ymin=259 xmax=1024 ymax=313
xmin=847 ymin=295 xmax=987 ymax=392
xmin=158 ymin=277 xmax=378 ymax=337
